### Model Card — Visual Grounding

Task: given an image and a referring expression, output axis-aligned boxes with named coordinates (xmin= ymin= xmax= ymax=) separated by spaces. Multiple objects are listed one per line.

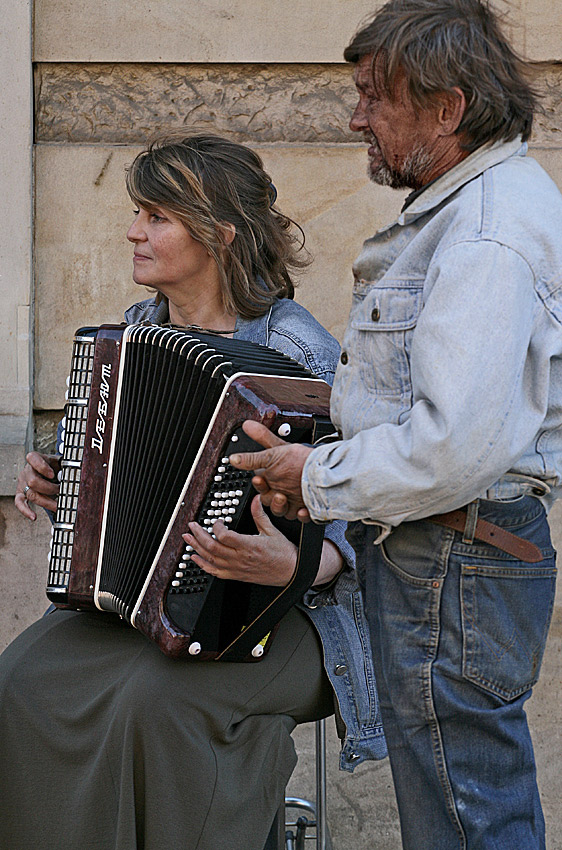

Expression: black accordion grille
xmin=93 ymin=326 xmax=313 ymax=620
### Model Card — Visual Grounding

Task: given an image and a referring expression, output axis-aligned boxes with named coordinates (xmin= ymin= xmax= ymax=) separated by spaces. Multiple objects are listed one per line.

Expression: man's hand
xmin=229 ymin=420 xmax=313 ymax=520
xmin=14 ymin=452 xmax=61 ymax=520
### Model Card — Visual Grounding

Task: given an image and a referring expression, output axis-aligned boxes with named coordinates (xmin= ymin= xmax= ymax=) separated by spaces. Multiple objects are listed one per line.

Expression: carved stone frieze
xmin=35 ymin=63 xmax=357 ymax=144
xmin=35 ymin=60 xmax=562 ymax=148
xmin=530 ymin=63 xmax=562 ymax=147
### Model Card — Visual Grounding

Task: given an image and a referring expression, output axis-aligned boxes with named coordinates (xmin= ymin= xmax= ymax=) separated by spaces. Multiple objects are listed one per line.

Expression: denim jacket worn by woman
xmin=302 ymin=138 xmax=562 ymax=529
xmin=124 ymin=295 xmax=387 ymax=770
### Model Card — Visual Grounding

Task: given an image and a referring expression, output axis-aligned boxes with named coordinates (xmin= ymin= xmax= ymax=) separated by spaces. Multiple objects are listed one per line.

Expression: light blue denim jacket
xmin=124 ymin=295 xmax=387 ymax=769
xmin=303 ymin=138 xmax=562 ymax=528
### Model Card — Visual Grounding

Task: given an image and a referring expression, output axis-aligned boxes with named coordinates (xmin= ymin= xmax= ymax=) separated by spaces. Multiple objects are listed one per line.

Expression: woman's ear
xmin=218 ymin=222 xmax=236 ymax=246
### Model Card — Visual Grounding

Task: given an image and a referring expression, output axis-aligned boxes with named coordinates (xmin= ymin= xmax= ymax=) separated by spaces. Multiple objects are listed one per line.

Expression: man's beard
xmin=367 ymin=138 xmax=434 ymax=191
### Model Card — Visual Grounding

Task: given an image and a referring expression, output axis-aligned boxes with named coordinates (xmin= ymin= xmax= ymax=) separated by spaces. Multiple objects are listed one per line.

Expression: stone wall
xmin=1 ymin=3 xmax=562 ymax=848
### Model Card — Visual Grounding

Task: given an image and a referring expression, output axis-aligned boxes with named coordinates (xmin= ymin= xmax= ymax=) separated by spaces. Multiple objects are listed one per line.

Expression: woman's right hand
xmin=14 ymin=452 xmax=61 ymax=521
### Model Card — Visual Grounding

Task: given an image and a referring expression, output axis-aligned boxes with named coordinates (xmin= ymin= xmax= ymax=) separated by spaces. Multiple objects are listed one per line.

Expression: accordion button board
xmin=47 ymin=323 xmax=333 ymax=661
xmin=168 ymin=429 xmax=254 ymax=597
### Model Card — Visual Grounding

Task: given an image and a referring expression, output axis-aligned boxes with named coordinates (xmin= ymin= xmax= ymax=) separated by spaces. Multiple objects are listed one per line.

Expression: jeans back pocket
xmin=461 ymin=558 xmax=557 ymax=701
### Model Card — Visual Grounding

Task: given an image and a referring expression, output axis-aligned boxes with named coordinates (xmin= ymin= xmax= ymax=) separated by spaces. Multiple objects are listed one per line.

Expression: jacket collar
xmin=125 ymin=294 xmax=274 ymax=346
xmin=387 ymin=137 xmax=527 ymax=229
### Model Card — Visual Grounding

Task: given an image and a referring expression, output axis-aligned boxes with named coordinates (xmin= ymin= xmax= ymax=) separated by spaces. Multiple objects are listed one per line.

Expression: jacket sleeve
xmin=302 ymin=240 xmax=551 ymax=525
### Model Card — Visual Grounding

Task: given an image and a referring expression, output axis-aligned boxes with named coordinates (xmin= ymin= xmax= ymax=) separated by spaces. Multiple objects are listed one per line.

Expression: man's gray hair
xmin=344 ymin=0 xmax=537 ymax=152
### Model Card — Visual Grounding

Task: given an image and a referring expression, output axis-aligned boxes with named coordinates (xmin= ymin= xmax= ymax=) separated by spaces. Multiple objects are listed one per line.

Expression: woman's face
xmin=126 ymin=206 xmax=218 ymax=295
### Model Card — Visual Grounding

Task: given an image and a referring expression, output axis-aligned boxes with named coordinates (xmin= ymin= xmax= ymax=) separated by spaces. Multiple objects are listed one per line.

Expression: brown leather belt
xmin=428 ymin=509 xmax=543 ymax=563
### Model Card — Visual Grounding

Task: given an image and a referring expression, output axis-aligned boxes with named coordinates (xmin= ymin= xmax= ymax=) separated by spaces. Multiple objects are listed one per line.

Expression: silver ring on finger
xmin=23 ymin=485 xmax=31 ymax=499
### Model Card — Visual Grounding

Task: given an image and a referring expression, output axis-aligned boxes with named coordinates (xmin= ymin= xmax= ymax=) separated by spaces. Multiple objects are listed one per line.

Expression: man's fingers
xmin=269 ymin=492 xmax=290 ymax=517
xmin=296 ymin=506 xmax=312 ymax=523
xmin=229 ymin=421 xmax=288 ymax=471
xmin=241 ymin=420 xmax=286 ymax=449
xmin=229 ymin=448 xmax=272 ymax=472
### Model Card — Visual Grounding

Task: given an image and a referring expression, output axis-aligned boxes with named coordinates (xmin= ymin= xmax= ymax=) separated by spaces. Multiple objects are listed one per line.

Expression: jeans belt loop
xmin=462 ymin=499 xmax=480 ymax=544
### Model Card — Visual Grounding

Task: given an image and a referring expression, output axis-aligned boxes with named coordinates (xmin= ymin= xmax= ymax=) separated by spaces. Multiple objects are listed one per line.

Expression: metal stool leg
xmin=315 ymin=718 xmax=329 ymax=850
xmin=284 ymin=718 xmax=332 ymax=850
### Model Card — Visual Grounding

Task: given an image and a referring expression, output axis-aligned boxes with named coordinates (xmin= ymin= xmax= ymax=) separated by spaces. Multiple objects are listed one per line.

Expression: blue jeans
xmin=347 ymin=496 xmax=557 ymax=850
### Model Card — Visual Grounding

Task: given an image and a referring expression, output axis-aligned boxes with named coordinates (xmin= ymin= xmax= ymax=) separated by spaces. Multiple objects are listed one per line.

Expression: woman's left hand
xmin=182 ymin=495 xmax=298 ymax=586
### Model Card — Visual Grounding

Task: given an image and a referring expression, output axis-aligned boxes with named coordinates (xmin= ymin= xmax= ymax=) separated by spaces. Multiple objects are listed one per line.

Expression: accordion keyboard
xmin=48 ymin=331 xmax=96 ymax=592
xmin=170 ymin=429 xmax=256 ymax=595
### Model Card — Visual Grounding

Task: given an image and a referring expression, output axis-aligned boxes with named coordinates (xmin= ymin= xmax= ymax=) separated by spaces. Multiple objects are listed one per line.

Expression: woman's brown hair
xmin=126 ymin=133 xmax=310 ymax=319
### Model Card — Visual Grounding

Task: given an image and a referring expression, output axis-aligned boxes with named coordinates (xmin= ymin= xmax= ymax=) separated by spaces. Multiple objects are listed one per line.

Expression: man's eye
xmin=151 ymin=213 xmax=165 ymax=223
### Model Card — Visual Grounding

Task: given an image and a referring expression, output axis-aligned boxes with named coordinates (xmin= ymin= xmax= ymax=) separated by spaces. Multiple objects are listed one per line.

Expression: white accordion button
xmin=278 ymin=423 xmax=291 ymax=437
xmin=188 ymin=642 xmax=202 ymax=655
xmin=251 ymin=644 xmax=264 ymax=658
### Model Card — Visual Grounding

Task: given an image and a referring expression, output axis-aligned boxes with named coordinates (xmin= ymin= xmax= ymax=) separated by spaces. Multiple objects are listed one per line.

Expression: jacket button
xmin=340 ymin=351 xmax=348 ymax=365
xmin=334 ymin=664 xmax=348 ymax=676
xmin=371 ymin=306 xmax=380 ymax=321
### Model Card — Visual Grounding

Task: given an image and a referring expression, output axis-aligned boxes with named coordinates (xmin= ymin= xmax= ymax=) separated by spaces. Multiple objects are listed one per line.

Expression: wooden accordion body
xmin=47 ymin=324 xmax=332 ymax=661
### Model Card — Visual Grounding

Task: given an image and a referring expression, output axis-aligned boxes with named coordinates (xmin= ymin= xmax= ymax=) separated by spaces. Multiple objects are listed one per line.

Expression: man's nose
xmin=349 ymin=102 xmax=368 ymax=133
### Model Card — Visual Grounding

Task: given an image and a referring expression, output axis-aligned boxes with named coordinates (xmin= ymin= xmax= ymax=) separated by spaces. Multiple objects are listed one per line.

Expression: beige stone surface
xmin=528 ymin=145 xmax=562 ymax=184
xmin=0 ymin=0 xmax=33 ymax=493
xmin=514 ymin=0 xmax=562 ymax=60
xmin=33 ymin=0 xmax=379 ymax=63
xmin=34 ymin=142 xmax=404 ymax=410
xmin=0 ymin=498 xmax=51 ymax=650
xmin=34 ymin=0 xmax=562 ymax=64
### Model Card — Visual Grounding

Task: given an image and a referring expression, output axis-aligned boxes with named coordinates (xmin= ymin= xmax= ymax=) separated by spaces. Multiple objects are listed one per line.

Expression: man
xmin=229 ymin=1 xmax=562 ymax=848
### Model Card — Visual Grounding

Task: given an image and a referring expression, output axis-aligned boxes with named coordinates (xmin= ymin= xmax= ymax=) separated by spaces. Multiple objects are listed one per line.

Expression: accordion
xmin=47 ymin=323 xmax=332 ymax=662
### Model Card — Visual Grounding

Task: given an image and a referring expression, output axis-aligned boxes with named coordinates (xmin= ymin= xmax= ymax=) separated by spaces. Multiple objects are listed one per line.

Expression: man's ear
xmin=436 ymin=87 xmax=466 ymax=136
xmin=218 ymin=222 xmax=236 ymax=245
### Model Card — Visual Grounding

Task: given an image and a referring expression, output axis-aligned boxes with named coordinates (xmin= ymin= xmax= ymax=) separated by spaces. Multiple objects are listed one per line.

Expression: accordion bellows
xmin=47 ymin=324 xmax=332 ymax=661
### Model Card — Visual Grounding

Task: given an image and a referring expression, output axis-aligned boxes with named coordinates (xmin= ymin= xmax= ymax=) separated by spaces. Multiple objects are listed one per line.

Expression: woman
xmin=3 ymin=134 xmax=386 ymax=850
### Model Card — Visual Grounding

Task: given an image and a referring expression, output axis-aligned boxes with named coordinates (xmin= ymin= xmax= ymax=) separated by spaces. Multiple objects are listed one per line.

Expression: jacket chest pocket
xmin=350 ymin=282 xmax=423 ymax=397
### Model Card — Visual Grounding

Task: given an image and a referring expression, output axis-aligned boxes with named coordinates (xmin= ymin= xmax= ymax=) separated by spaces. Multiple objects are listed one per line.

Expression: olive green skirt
xmin=0 ymin=606 xmax=332 ymax=850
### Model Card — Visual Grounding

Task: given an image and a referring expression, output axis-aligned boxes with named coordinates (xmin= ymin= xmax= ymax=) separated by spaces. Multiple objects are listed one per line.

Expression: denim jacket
xmin=124 ymin=295 xmax=387 ymax=769
xmin=303 ymin=139 xmax=562 ymax=529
